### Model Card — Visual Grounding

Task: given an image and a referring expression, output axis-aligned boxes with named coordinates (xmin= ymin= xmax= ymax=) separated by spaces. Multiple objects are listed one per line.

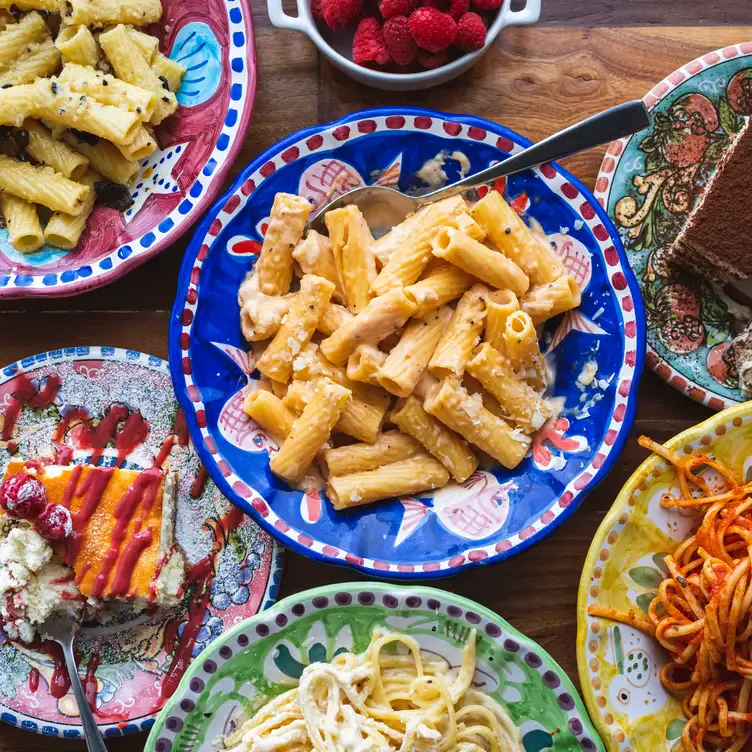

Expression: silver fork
xmin=309 ymin=100 xmax=651 ymax=235
xmin=43 ymin=611 xmax=108 ymax=752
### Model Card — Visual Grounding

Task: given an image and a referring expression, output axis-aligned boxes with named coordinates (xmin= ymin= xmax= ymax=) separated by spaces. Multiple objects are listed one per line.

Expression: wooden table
xmin=1 ymin=1 xmax=748 ymax=748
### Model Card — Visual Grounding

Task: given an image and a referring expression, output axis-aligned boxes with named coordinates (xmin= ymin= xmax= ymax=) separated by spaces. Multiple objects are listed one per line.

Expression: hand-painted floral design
xmin=600 ymin=49 xmax=752 ymax=410
xmin=0 ymin=348 xmax=280 ymax=739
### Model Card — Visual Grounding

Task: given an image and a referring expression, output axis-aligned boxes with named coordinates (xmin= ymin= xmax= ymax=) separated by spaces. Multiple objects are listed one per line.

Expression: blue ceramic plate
xmin=168 ymin=107 xmax=646 ymax=579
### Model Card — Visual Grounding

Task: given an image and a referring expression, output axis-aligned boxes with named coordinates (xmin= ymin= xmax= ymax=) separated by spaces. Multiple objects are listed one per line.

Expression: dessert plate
xmin=0 ymin=0 xmax=256 ymax=299
xmin=169 ymin=107 xmax=645 ymax=578
xmin=0 ymin=347 xmax=282 ymax=738
xmin=147 ymin=582 xmax=603 ymax=752
xmin=595 ymin=42 xmax=752 ymax=411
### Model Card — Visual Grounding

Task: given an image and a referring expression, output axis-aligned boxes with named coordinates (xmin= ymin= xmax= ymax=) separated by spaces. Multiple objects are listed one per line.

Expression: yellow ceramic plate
xmin=577 ymin=401 xmax=752 ymax=751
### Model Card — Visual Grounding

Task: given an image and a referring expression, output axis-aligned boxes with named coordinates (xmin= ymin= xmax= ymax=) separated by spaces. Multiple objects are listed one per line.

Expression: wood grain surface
xmin=0 ymin=1 xmax=748 ymax=749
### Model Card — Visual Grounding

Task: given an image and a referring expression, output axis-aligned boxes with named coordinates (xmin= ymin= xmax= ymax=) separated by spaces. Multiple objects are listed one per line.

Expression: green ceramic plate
xmin=146 ymin=583 xmax=603 ymax=752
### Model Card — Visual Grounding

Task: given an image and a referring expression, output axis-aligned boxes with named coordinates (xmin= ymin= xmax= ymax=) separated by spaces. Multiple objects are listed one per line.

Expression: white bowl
xmin=267 ymin=0 xmax=541 ymax=91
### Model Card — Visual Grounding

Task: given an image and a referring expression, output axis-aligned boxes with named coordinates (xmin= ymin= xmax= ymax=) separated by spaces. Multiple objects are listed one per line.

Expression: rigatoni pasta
xmin=1 ymin=192 xmax=43 ymax=252
xmin=0 ymin=1 xmax=184 ymax=255
xmin=237 ymin=189 xmax=583 ymax=513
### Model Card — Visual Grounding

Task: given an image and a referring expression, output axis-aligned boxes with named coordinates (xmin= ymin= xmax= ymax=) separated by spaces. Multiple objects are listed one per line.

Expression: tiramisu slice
xmin=0 ymin=462 xmax=185 ymax=641
xmin=668 ymin=116 xmax=752 ymax=285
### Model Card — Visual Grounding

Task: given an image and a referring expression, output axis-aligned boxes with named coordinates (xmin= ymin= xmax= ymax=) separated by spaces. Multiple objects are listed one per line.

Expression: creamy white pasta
xmin=222 ymin=630 xmax=524 ymax=752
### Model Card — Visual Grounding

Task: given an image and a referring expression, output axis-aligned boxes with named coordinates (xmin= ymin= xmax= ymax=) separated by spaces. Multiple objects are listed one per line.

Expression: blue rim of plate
xmin=0 ymin=0 xmax=257 ymax=299
xmin=168 ymin=106 xmax=647 ymax=580
xmin=0 ymin=346 xmax=283 ymax=739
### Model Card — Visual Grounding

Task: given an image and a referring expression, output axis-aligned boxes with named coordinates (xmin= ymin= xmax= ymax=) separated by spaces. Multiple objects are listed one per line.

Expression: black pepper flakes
xmin=50 ymin=82 xmax=58 ymax=94
xmin=504 ymin=227 xmax=511 ymax=234
xmin=161 ymin=96 xmax=170 ymax=103
xmin=308 ymin=305 xmax=314 ymax=310
xmin=0 ymin=84 xmax=11 ymax=89
xmin=136 ymin=106 xmax=142 ymax=114
xmin=159 ymin=75 xmax=170 ymax=91
xmin=102 ymin=79 xmax=109 ymax=86
xmin=71 ymin=128 xmax=99 ymax=146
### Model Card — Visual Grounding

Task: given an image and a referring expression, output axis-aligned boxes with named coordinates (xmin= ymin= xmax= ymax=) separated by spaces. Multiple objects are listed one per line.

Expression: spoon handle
xmin=60 ymin=639 xmax=109 ymax=752
xmin=419 ymin=100 xmax=651 ymax=203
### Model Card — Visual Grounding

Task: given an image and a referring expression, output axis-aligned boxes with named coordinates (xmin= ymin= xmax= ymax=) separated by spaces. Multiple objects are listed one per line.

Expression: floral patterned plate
xmin=595 ymin=42 xmax=752 ymax=410
xmin=0 ymin=347 xmax=282 ymax=738
xmin=576 ymin=400 xmax=752 ymax=751
xmin=0 ymin=0 xmax=256 ymax=299
xmin=169 ymin=106 xmax=645 ymax=579
xmin=147 ymin=582 xmax=603 ymax=752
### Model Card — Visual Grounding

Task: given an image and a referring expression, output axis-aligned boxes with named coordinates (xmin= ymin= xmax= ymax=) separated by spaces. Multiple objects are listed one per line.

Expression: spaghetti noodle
xmin=221 ymin=629 xmax=524 ymax=752
xmin=588 ymin=435 xmax=752 ymax=752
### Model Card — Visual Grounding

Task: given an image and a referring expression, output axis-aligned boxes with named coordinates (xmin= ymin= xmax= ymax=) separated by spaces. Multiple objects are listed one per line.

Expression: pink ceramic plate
xmin=0 ymin=0 xmax=256 ymax=299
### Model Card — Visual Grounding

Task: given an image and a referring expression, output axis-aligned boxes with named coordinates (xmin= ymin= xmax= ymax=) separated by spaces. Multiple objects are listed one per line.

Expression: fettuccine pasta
xmin=221 ymin=629 xmax=524 ymax=752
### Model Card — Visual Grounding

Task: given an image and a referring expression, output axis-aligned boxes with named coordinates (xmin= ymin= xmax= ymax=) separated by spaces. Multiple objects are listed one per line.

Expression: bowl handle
xmin=502 ymin=0 xmax=541 ymax=26
xmin=267 ymin=0 xmax=308 ymax=32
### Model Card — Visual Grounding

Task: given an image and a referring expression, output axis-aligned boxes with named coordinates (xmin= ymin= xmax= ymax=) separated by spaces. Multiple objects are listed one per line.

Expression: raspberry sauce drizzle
xmin=64 ymin=467 xmax=114 ymax=567
xmin=110 ymin=527 xmax=153 ymax=596
xmin=1 ymin=374 xmax=61 ymax=441
xmin=160 ymin=506 xmax=245 ymax=699
xmin=82 ymin=652 xmax=100 ymax=712
xmin=28 ymin=667 xmax=39 ymax=693
xmin=90 ymin=468 xmax=162 ymax=597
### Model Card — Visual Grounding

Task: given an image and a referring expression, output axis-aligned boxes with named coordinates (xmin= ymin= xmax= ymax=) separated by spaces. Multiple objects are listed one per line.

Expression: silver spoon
xmin=309 ymin=100 xmax=651 ymax=235
xmin=43 ymin=612 xmax=108 ymax=752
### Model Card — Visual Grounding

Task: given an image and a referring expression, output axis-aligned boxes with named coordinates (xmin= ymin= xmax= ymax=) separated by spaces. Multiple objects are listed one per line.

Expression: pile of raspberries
xmin=313 ymin=0 xmax=502 ymax=71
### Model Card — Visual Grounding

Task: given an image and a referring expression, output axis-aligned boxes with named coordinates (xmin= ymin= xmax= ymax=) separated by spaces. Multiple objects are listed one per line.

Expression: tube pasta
xmin=467 ymin=343 xmax=550 ymax=433
xmin=44 ymin=169 xmax=97 ymax=249
xmin=347 ymin=345 xmax=387 ymax=387
xmin=62 ymin=132 xmax=139 ymax=185
xmin=432 ymin=226 xmax=529 ymax=296
xmin=269 ymin=378 xmax=351 ymax=483
xmin=58 ymin=63 xmax=157 ymax=119
xmin=327 ymin=453 xmax=449 ymax=510
xmin=67 ymin=0 xmax=162 ymax=26
xmin=0 ymin=0 xmax=59 ymax=9
xmin=116 ymin=124 xmax=157 ymax=161
xmin=0 ymin=38 xmax=61 ymax=86
xmin=152 ymin=52 xmax=185 ymax=94
xmin=320 ymin=287 xmax=417 ymax=366
xmin=377 ymin=306 xmax=452 ymax=397
xmin=428 ymin=284 xmax=487 ymax=379
xmin=256 ymin=275 xmax=335 ymax=384
xmin=1 ymin=192 xmax=43 ymax=253
xmin=325 ymin=204 xmax=375 ymax=313
xmin=456 ymin=211 xmax=486 ymax=241
xmin=0 ymin=153 xmax=89 ymax=214
xmin=470 ymin=190 xmax=563 ymax=284
xmin=55 ymin=25 xmax=99 ymax=66
xmin=98 ymin=25 xmax=177 ymax=125
xmin=0 ymin=12 xmax=48 ymax=69
xmin=243 ymin=390 xmax=296 ymax=447
xmin=484 ymin=289 xmax=519 ymax=352
xmin=504 ymin=310 xmax=548 ymax=391
xmin=522 ymin=274 xmax=582 ymax=325
xmin=370 ymin=195 xmax=469 ymax=295
xmin=405 ymin=261 xmax=475 ymax=318
xmin=424 ymin=379 xmax=531 ymax=470
xmin=24 ymin=119 xmax=89 ymax=180
xmin=317 ymin=301 xmax=353 ymax=336
xmin=391 ymin=396 xmax=478 ymax=482
xmin=254 ymin=192 xmax=311 ymax=296
xmin=292 ymin=229 xmax=345 ymax=302
xmin=323 ymin=430 xmax=422 ymax=476
xmin=127 ymin=27 xmax=159 ymax=63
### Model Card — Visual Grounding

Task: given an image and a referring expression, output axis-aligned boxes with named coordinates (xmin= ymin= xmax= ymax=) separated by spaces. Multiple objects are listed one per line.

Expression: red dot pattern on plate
xmin=496 ymin=540 xmax=512 ymax=553
xmin=386 ymin=116 xmax=405 ymax=129
xmin=614 ymin=404 xmax=626 ymax=422
xmin=595 ymin=177 xmax=609 ymax=194
xmin=298 ymin=534 xmax=313 ymax=546
xmin=333 ymin=125 xmax=350 ymax=141
xmin=468 ymin=550 xmax=488 ymax=561
xmin=687 ymin=59 xmax=703 ymax=74
xmin=186 ymin=288 xmax=197 ymax=304
xmin=187 ymin=384 xmax=198 ymax=401
xmin=181 ymin=358 xmax=191 ymax=375
xmin=281 ymin=146 xmax=299 ymax=163
xmin=607 ymin=141 xmax=623 ymax=157
xmin=601 ymin=157 xmax=615 ymax=173
xmin=611 ymin=272 xmax=627 ymax=290
xmin=181 ymin=310 xmax=193 ymax=325
xmin=519 ymin=526 xmax=536 ymax=540
xmin=197 ymin=244 xmax=209 ymax=262
xmin=423 ymin=562 xmax=440 ymax=572
xmin=709 ymin=397 xmax=725 ymax=410
xmin=241 ymin=178 xmax=255 ymax=196
xmin=345 ymin=553 xmax=363 ymax=566
xmin=233 ymin=481 xmax=251 ymax=498
xmin=625 ymin=321 xmax=636 ymax=338
xmin=541 ymin=511 xmax=555 ymax=524
xmin=260 ymin=161 xmax=275 ymax=177
xmin=559 ymin=491 xmax=574 ymax=507
xmin=468 ymin=126 xmax=486 ymax=140
xmin=703 ymin=52 xmax=720 ymax=64
xmin=252 ymin=498 xmax=269 ymax=516
xmin=306 ymin=134 xmax=323 ymax=150
xmin=623 ymin=295 xmax=633 ymax=312
xmin=218 ymin=460 xmax=230 ymax=476
xmin=322 ymin=545 xmax=340 ymax=557
xmin=443 ymin=122 xmax=462 ymax=136
xmin=603 ymin=246 xmax=618 ymax=266
xmin=561 ymin=182 xmax=578 ymax=199
xmin=449 ymin=555 xmax=465 ymax=568
xmin=540 ymin=163 xmax=556 ymax=179
xmin=414 ymin=116 xmax=432 ymax=129
xmin=205 ymin=437 xmax=216 ymax=453
xmin=397 ymin=564 xmax=415 ymax=572
xmin=208 ymin=220 xmax=222 ymax=237
xmin=196 ymin=410 xmax=206 ymax=427
xmin=223 ymin=195 xmax=240 ymax=213
xmin=592 ymin=454 xmax=605 ymax=469
xmin=669 ymin=70 xmax=685 ymax=85
xmin=741 ymin=42 xmax=752 ymax=54
xmin=497 ymin=136 xmax=514 ymax=152
xmin=275 ymin=519 xmax=290 ymax=533
xmin=181 ymin=334 xmax=191 ymax=351
xmin=358 ymin=120 xmax=376 ymax=133
xmin=574 ymin=473 xmax=592 ymax=490
xmin=618 ymin=379 xmax=632 ymax=397
xmin=723 ymin=46 xmax=738 ymax=59
xmin=374 ymin=561 xmax=390 ymax=571
xmin=593 ymin=224 xmax=609 ymax=241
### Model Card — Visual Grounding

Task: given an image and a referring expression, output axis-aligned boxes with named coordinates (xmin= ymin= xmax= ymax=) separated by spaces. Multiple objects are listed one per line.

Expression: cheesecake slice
xmin=0 ymin=462 xmax=185 ymax=641
xmin=668 ymin=116 xmax=752 ymax=285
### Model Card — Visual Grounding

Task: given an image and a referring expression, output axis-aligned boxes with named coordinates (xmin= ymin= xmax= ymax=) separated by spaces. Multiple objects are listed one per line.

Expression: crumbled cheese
xmin=559 ymin=226 xmax=569 ymax=234
xmin=0 ymin=525 xmax=52 ymax=574
xmin=577 ymin=360 xmax=598 ymax=387
xmin=573 ymin=219 xmax=584 ymax=231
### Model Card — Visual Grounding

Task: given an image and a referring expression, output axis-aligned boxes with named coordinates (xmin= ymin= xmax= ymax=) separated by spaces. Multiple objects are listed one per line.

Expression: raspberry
xmin=383 ymin=16 xmax=418 ymax=65
xmin=379 ymin=0 xmax=417 ymax=18
xmin=311 ymin=0 xmax=324 ymax=18
xmin=417 ymin=49 xmax=449 ymax=69
xmin=448 ymin=0 xmax=469 ymax=20
xmin=323 ymin=0 xmax=363 ymax=30
xmin=472 ymin=0 xmax=502 ymax=9
xmin=35 ymin=503 xmax=73 ymax=541
xmin=353 ymin=17 xmax=390 ymax=66
xmin=455 ymin=11 xmax=486 ymax=50
xmin=0 ymin=473 xmax=47 ymax=519
xmin=409 ymin=7 xmax=457 ymax=52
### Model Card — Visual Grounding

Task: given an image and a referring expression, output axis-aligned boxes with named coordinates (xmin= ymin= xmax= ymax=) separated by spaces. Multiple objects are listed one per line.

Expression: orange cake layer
xmin=3 ymin=461 xmax=167 ymax=600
